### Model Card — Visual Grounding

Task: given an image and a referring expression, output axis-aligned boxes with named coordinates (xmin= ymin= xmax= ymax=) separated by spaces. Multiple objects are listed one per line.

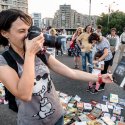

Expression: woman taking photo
xmin=0 ymin=9 xmax=112 ymax=125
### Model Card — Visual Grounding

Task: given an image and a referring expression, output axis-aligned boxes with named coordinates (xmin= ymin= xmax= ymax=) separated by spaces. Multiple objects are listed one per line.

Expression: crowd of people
xmin=67 ymin=25 xmax=125 ymax=94
xmin=42 ymin=24 xmax=125 ymax=94
xmin=41 ymin=25 xmax=125 ymax=86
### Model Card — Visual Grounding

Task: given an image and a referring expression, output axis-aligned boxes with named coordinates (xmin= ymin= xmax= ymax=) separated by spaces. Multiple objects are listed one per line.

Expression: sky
xmin=28 ymin=0 xmax=125 ymax=18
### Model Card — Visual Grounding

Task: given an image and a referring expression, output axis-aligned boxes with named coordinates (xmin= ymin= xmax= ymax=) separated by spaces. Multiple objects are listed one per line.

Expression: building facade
xmin=31 ymin=13 xmax=42 ymax=28
xmin=42 ymin=17 xmax=53 ymax=29
xmin=53 ymin=4 xmax=98 ymax=29
xmin=0 ymin=0 xmax=28 ymax=13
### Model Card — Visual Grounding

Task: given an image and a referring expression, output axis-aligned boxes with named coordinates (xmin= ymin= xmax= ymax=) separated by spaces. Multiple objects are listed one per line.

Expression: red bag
xmin=70 ymin=40 xmax=75 ymax=48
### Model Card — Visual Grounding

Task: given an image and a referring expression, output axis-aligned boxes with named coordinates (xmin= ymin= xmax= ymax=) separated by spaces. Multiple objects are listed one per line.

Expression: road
xmin=0 ymin=52 xmax=125 ymax=125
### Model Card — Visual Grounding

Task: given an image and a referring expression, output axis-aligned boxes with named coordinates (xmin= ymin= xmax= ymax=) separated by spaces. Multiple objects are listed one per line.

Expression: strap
xmin=9 ymin=46 xmax=24 ymax=65
xmin=37 ymin=53 xmax=48 ymax=65
xmin=9 ymin=46 xmax=47 ymax=65
xmin=2 ymin=51 xmax=18 ymax=73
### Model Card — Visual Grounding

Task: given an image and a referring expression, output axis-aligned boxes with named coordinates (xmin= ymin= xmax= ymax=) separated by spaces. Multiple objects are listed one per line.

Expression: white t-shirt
xmin=92 ymin=61 xmax=104 ymax=75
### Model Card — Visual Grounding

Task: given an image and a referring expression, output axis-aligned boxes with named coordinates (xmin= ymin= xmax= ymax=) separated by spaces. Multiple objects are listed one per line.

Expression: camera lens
xmin=27 ymin=26 xmax=62 ymax=50
xmin=27 ymin=26 xmax=41 ymax=40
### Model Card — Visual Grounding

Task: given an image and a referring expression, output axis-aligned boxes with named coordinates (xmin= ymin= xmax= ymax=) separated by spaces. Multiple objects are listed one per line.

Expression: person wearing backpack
xmin=0 ymin=9 xmax=113 ymax=125
xmin=106 ymin=28 xmax=120 ymax=73
xmin=118 ymin=27 xmax=125 ymax=62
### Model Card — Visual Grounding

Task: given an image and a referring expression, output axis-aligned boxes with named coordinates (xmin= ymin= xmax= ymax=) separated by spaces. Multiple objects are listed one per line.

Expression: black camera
xmin=27 ymin=26 xmax=62 ymax=49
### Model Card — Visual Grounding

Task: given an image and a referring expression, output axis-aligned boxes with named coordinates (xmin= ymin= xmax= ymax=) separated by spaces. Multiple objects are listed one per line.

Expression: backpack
xmin=107 ymin=37 xmax=117 ymax=47
xmin=2 ymin=48 xmax=47 ymax=112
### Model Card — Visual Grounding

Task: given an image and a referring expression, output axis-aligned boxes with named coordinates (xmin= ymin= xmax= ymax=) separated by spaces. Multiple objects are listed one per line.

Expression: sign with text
xmin=113 ymin=56 xmax=125 ymax=88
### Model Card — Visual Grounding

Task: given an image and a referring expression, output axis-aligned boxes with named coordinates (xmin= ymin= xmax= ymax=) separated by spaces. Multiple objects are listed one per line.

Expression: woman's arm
xmin=48 ymin=55 xmax=112 ymax=83
xmin=0 ymin=53 xmax=35 ymax=101
xmin=98 ymin=48 xmax=108 ymax=62
xmin=0 ymin=34 xmax=44 ymax=101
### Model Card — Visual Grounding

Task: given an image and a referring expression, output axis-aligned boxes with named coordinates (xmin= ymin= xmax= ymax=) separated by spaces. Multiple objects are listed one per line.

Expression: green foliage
xmin=97 ymin=11 xmax=125 ymax=36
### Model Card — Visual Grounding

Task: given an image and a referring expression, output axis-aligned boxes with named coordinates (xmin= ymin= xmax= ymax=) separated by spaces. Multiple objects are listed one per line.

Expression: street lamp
xmin=89 ymin=0 xmax=91 ymax=24
xmin=106 ymin=1 xmax=115 ymax=25
xmin=101 ymin=1 xmax=118 ymax=27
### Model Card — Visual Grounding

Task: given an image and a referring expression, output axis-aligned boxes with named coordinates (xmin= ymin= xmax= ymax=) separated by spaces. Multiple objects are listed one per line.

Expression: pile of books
xmin=57 ymin=91 xmax=125 ymax=125
xmin=0 ymin=82 xmax=5 ymax=104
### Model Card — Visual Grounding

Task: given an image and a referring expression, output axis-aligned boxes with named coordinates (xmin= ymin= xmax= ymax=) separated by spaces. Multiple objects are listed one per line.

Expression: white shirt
xmin=107 ymin=34 xmax=120 ymax=51
xmin=92 ymin=61 xmax=104 ymax=75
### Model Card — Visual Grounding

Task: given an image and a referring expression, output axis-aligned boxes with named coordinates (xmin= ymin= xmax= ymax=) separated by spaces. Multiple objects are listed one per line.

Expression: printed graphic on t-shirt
xmin=32 ymin=68 xmax=55 ymax=119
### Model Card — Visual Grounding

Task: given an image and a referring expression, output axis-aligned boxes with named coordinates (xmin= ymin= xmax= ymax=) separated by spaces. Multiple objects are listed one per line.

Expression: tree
xmin=97 ymin=11 xmax=125 ymax=36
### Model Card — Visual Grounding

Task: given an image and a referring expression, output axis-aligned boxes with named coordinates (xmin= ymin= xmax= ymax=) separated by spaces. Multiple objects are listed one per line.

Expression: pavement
xmin=0 ymin=51 xmax=125 ymax=125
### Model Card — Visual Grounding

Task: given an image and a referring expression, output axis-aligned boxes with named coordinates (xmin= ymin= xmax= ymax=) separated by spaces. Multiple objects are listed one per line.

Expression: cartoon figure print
xmin=32 ymin=73 xmax=55 ymax=119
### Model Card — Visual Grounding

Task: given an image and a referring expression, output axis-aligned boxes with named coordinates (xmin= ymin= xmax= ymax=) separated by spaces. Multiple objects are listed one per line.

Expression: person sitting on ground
xmin=87 ymin=51 xmax=104 ymax=94
xmin=0 ymin=9 xmax=113 ymax=125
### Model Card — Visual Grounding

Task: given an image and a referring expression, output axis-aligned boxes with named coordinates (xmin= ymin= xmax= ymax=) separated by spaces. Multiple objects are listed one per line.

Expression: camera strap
xmin=8 ymin=46 xmax=47 ymax=65
xmin=9 ymin=46 xmax=24 ymax=65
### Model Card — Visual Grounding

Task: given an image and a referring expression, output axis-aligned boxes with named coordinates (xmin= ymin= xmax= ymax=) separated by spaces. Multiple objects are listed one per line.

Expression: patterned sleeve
xmin=102 ymin=38 xmax=110 ymax=49
xmin=0 ymin=55 xmax=8 ymax=66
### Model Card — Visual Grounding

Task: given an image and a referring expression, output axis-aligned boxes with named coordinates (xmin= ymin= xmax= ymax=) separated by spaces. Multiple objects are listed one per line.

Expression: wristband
xmin=98 ymin=74 xmax=102 ymax=84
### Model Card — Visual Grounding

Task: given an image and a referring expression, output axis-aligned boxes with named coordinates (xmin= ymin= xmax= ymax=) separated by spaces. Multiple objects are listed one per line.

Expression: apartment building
xmin=42 ymin=17 xmax=53 ymax=29
xmin=53 ymin=4 xmax=98 ymax=29
xmin=0 ymin=0 xmax=28 ymax=13
xmin=31 ymin=13 xmax=42 ymax=28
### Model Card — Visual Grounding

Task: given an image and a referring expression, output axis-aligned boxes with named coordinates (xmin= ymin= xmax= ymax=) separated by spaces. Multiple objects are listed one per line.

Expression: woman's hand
xmin=25 ymin=33 xmax=44 ymax=55
xmin=93 ymin=60 xmax=98 ymax=64
xmin=102 ymin=74 xmax=113 ymax=84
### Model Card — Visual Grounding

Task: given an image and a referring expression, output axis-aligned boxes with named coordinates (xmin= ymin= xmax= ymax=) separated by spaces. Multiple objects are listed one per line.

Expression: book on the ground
xmin=87 ymin=107 xmax=102 ymax=120
xmin=110 ymin=94 xmax=118 ymax=103
xmin=101 ymin=116 xmax=115 ymax=125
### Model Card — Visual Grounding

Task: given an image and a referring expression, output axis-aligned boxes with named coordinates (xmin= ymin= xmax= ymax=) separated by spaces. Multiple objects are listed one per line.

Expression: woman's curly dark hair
xmin=88 ymin=33 xmax=100 ymax=44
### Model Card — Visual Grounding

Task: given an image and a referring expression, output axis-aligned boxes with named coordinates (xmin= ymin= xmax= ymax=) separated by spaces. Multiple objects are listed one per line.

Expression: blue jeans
xmin=81 ymin=51 xmax=93 ymax=73
xmin=61 ymin=39 xmax=67 ymax=53
xmin=55 ymin=116 xmax=64 ymax=125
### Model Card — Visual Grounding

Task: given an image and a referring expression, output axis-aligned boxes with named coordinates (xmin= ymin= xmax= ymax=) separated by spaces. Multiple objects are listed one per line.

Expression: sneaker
xmin=89 ymin=88 xmax=98 ymax=94
xmin=74 ymin=65 xmax=77 ymax=69
xmin=86 ymin=86 xmax=92 ymax=92
xmin=98 ymin=86 xmax=104 ymax=91
xmin=56 ymin=54 xmax=58 ymax=56
xmin=63 ymin=52 xmax=66 ymax=54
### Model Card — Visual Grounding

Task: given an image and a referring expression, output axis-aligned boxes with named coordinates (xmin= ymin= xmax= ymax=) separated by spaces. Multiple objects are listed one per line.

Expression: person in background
xmin=47 ymin=28 xmax=57 ymax=57
xmin=106 ymin=28 xmax=120 ymax=73
xmin=46 ymin=26 xmax=52 ymax=34
xmin=56 ymin=34 xmax=63 ymax=56
xmin=87 ymin=51 xmax=104 ymax=94
xmin=88 ymin=33 xmax=112 ymax=91
xmin=118 ymin=27 xmax=125 ymax=62
xmin=77 ymin=25 xmax=93 ymax=73
xmin=0 ymin=9 xmax=113 ymax=125
xmin=71 ymin=27 xmax=83 ymax=69
xmin=61 ymin=29 xmax=67 ymax=54
xmin=92 ymin=25 xmax=103 ymax=60
xmin=95 ymin=25 xmax=102 ymax=36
